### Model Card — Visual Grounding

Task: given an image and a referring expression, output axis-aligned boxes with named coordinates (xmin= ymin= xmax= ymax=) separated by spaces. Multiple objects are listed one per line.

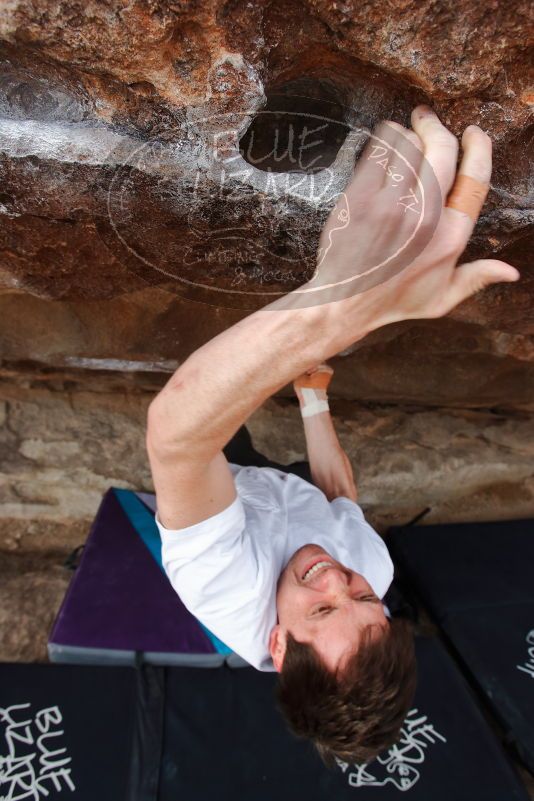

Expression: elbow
xmin=146 ymin=392 xmax=185 ymax=460
xmin=146 ymin=397 xmax=167 ymax=458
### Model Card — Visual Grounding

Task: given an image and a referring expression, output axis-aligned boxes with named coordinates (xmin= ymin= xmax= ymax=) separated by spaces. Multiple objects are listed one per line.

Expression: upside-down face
xmin=269 ymin=543 xmax=388 ymax=673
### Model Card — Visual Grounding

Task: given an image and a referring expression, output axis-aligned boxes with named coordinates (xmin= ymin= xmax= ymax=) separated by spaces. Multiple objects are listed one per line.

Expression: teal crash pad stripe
xmin=113 ymin=488 xmax=233 ymax=656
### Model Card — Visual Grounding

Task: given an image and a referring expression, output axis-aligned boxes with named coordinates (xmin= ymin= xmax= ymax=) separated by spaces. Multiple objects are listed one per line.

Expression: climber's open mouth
xmin=301 ymin=559 xmax=337 ymax=582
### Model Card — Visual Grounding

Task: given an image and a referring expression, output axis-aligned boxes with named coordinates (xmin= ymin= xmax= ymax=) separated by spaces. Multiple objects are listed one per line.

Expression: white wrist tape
xmin=301 ymin=400 xmax=330 ymax=418
xmin=300 ymin=388 xmax=330 ymax=418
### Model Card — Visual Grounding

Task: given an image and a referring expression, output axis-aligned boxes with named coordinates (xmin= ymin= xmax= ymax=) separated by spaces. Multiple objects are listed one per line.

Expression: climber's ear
xmin=269 ymin=624 xmax=287 ymax=673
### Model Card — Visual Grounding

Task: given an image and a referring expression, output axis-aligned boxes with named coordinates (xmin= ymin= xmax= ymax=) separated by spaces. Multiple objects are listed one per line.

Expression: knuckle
xmin=383 ymin=206 xmax=406 ymax=232
xmin=406 ymin=131 xmax=423 ymax=149
xmin=445 ymin=234 xmax=464 ymax=259
xmin=377 ymin=199 xmax=394 ymax=219
xmin=467 ymin=156 xmax=490 ymax=180
xmin=436 ymin=130 xmax=459 ymax=150
xmin=372 ymin=198 xmax=394 ymax=224
xmin=442 ymin=222 xmax=467 ymax=258
xmin=418 ymin=211 xmax=438 ymax=236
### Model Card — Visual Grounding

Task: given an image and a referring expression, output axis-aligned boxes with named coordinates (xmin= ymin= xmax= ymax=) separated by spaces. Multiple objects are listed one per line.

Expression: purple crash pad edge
xmin=49 ymin=488 xmax=215 ymax=655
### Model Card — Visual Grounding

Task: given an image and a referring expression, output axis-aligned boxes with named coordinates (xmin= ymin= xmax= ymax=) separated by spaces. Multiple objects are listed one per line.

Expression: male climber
xmin=146 ymin=105 xmax=519 ymax=767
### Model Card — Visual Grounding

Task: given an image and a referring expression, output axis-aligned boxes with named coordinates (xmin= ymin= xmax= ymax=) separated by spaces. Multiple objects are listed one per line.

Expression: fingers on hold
xmin=418 ymin=127 xmax=459 ymax=164
xmin=443 ymin=126 xmax=492 ymax=229
xmin=375 ymin=119 xmax=406 ymax=147
xmin=414 ymin=144 xmax=459 ymax=207
xmin=377 ymin=121 xmax=424 ymax=186
xmin=458 ymin=125 xmax=492 ymax=184
xmin=412 ymin=104 xmax=433 ymax=119
xmin=385 ymin=121 xmax=423 ymax=151
xmin=402 ymin=129 xmax=424 ymax=152
xmin=411 ymin=108 xmax=458 ymax=149
xmin=303 ymin=362 xmax=332 ymax=376
xmin=305 ymin=366 xmax=333 ymax=379
xmin=462 ymin=124 xmax=492 ymax=147
xmin=353 ymin=131 xmax=390 ymax=191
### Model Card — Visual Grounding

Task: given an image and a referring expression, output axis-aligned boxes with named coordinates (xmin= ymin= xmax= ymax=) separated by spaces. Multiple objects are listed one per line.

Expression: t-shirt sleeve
xmin=155 ymin=493 xmax=247 ymax=608
xmin=154 ymin=493 xmax=277 ymax=670
xmin=155 ymin=494 xmax=245 ymax=564
xmin=330 ymin=495 xmax=394 ymax=600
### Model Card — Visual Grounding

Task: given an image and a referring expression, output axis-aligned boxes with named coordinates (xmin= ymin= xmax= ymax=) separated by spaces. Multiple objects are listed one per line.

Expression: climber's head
xmin=270 ymin=544 xmax=387 ymax=674
xmin=269 ymin=544 xmax=417 ymax=767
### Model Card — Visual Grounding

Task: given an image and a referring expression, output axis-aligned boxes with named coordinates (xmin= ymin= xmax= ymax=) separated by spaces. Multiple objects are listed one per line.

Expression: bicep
xmin=148 ymin=440 xmax=238 ymax=530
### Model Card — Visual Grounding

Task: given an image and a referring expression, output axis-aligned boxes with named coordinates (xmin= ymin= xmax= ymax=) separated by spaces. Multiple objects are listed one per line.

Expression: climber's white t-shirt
xmin=154 ymin=462 xmax=394 ymax=671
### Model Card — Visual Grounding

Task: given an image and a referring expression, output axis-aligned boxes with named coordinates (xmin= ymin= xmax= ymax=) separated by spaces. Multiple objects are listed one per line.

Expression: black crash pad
xmin=1 ymin=638 xmax=529 ymax=801
xmin=388 ymin=517 xmax=534 ymax=773
xmin=159 ymin=637 xmax=527 ymax=800
xmin=0 ymin=662 xmax=157 ymax=801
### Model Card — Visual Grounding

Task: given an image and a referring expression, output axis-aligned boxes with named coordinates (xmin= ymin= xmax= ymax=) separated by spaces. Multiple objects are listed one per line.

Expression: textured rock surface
xmin=0 ymin=547 xmax=75 ymax=662
xmin=1 ymin=369 xmax=533 ymax=531
xmin=0 ymin=0 xmax=532 ymax=408
xmin=0 ymin=287 xmax=533 ymax=410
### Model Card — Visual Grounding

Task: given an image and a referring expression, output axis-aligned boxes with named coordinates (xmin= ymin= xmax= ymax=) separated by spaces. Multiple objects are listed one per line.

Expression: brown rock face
xmin=0 ymin=2 xmax=532 ymax=393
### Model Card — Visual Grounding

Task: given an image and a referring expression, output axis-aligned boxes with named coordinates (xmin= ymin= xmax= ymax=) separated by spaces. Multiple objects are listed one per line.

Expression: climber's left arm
xmin=301 ymin=411 xmax=358 ymax=502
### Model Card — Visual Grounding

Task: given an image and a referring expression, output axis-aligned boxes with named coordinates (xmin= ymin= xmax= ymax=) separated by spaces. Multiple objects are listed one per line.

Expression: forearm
xmin=148 ymin=285 xmax=376 ymax=464
xmin=302 ymin=410 xmax=358 ymax=502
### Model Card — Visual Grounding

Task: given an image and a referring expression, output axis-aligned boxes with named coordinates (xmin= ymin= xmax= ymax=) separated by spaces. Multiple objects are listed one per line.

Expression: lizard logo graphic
xmin=335 ymin=708 xmax=447 ymax=792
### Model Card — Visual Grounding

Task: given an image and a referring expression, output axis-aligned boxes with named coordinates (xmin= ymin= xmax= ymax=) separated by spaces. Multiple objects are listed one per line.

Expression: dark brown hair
xmin=274 ymin=617 xmax=417 ymax=768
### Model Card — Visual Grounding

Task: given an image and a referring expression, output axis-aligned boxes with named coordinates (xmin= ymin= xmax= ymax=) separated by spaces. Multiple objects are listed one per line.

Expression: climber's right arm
xmin=147 ymin=106 xmax=519 ymax=531
xmin=147 ymin=296 xmax=371 ymax=529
